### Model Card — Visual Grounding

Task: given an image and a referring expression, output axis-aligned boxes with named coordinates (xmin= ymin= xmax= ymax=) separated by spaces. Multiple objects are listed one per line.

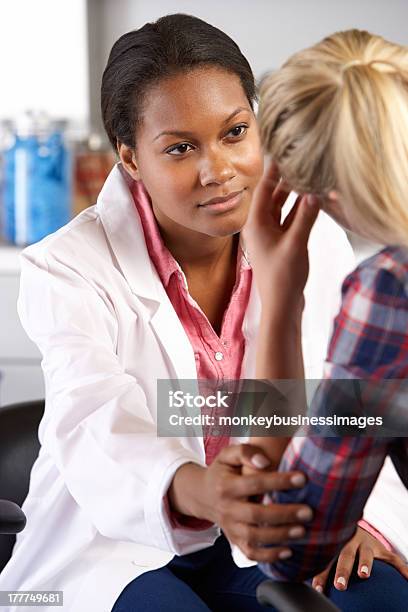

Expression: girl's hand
xmin=312 ymin=526 xmax=408 ymax=593
xmin=243 ymin=161 xmax=320 ymax=316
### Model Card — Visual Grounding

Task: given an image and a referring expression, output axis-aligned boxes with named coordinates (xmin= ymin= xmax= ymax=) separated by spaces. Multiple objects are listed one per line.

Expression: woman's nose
xmin=199 ymin=149 xmax=236 ymax=186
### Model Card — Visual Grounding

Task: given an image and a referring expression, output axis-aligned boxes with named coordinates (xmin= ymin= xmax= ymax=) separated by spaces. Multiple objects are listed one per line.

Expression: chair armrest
xmin=0 ymin=500 xmax=26 ymax=534
xmin=256 ymin=580 xmax=340 ymax=611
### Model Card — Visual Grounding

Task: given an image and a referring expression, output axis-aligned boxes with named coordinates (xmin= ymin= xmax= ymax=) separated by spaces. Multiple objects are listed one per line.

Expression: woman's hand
xmin=243 ymin=161 xmax=320 ymax=316
xmin=312 ymin=526 xmax=408 ymax=593
xmin=169 ymin=443 xmax=313 ymax=563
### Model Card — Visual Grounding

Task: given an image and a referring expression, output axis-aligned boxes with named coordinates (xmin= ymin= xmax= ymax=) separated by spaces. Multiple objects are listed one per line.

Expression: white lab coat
xmin=0 ymin=164 xmax=402 ymax=612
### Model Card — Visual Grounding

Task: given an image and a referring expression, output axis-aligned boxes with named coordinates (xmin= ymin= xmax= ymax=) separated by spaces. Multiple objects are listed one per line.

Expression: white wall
xmin=97 ymin=0 xmax=408 ymax=77
xmin=3 ymin=0 xmax=406 ymax=135
xmin=87 ymin=0 xmax=408 ymax=133
xmin=0 ymin=0 xmax=89 ymax=132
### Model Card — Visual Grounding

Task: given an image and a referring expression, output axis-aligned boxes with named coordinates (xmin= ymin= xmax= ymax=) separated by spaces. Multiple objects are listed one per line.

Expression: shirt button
xmin=214 ymin=351 xmax=224 ymax=361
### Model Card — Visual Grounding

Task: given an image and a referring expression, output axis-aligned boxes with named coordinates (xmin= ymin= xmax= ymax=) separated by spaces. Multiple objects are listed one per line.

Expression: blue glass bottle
xmin=1 ymin=113 xmax=71 ymax=246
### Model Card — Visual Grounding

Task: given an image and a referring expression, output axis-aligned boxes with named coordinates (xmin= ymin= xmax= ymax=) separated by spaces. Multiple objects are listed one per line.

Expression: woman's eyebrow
xmin=152 ymin=107 xmax=250 ymax=142
xmin=221 ymin=106 xmax=251 ymax=125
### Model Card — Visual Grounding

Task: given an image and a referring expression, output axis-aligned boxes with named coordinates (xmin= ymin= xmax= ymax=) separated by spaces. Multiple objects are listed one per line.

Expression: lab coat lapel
xmin=149 ymin=300 xmax=197 ymax=381
xmin=96 ymin=164 xmax=160 ymax=302
xmin=97 ymin=164 xmax=196 ymax=381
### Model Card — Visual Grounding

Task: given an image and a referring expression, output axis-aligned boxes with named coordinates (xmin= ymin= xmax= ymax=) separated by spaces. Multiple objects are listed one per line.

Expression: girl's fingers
xmin=287 ymin=194 xmax=320 ymax=249
xmin=312 ymin=561 xmax=333 ymax=594
xmin=333 ymin=545 xmax=358 ymax=590
xmin=250 ymin=161 xmax=281 ymax=224
xmin=357 ymin=544 xmax=374 ymax=578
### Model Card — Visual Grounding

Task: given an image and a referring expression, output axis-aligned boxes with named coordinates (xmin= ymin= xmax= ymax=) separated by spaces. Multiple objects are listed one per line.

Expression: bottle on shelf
xmin=0 ymin=111 xmax=71 ymax=246
xmin=72 ymin=133 xmax=116 ymax=216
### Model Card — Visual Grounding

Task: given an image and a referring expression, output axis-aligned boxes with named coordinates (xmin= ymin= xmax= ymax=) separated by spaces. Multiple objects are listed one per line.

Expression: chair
xmin=256 ymin=579 xmax=340 ymax=611
xmin=0 ymin=400 xmax=338 ymax=610
xmin=0 ymin=400 xmax=44 ymax=573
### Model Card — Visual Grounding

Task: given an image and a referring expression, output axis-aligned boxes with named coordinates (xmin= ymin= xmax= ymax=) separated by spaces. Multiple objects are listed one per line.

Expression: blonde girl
xmin=245 ymin=29 xmax=408 ymax=610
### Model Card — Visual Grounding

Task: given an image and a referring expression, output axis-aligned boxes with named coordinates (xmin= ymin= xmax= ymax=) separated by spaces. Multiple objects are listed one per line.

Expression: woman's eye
xmin=166 ymin=143 xmax=194 ymax=156
xmin=227 ymin=124 xmax=248 ymax=138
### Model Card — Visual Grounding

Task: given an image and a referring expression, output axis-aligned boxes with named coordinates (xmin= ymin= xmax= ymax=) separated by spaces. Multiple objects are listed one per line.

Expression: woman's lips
xmin=198 ymin=189 xmax=245 ymax=213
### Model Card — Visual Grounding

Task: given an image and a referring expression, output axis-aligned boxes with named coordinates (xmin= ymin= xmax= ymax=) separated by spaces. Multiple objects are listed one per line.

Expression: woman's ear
xmin=118 ymin=143 xmax=141 ymax=181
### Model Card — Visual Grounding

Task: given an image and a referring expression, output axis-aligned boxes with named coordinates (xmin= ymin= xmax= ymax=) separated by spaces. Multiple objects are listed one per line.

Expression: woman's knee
xmin=111 ymin=566 xmax=211 ymax=612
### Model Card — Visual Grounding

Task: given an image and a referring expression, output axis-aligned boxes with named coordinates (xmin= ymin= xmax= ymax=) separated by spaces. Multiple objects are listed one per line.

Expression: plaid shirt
xmin=263 ymin=246 xmax=408 ymax=581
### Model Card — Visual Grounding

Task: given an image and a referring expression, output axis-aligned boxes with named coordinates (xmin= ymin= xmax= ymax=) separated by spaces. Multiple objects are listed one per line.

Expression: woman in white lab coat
xmin=0 ymin=13 xmax=404 ymax=612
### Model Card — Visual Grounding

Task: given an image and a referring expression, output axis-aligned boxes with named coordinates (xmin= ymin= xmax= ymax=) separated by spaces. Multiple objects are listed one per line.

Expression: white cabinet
xmin=0 ymin=243 xmax=44 ymax=406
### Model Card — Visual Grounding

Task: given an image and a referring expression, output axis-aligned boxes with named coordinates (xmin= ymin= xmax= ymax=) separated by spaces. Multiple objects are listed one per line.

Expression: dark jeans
xmin=325 ymin=557 xmax=408 ymax=611
xmin=112 ymin=535 xmax=408 ymax=611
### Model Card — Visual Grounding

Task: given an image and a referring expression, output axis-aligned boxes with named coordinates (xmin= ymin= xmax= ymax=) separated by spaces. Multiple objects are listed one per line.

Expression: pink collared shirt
xmin=132 ymin=180 xmax=252 ymax=466
xmin=132 ymin=181 xmax=252 ymax=529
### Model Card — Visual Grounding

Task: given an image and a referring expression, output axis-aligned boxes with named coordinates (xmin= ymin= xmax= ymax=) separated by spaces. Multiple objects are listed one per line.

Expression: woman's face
xmin=120 ymin=66 xmax=263 ymax=238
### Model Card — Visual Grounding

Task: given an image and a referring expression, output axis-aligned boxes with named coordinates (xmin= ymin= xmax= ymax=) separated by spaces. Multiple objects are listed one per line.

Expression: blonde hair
xmin=258 ymin=29 xmax=408 ymax=246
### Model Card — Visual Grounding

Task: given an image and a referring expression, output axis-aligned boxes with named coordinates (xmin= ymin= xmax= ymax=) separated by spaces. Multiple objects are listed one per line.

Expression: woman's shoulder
xmin=21 ymin=164 xmax=144 ymax=280
xmin=21 ymin=205 xmax=111 ymax=270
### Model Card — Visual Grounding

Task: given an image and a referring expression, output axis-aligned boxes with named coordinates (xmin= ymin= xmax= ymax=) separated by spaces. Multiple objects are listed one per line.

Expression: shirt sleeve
xmin=164 ymin=494 xmax=214 ymax=531
xmin=357 ymin=518 xmax=393 ymax=551
xmin=261 ymin=263 xmax=408 ymax=581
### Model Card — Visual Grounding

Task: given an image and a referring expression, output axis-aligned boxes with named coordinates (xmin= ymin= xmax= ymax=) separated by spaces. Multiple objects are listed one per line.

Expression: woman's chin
xmin=204 ymin=218 xmax=246 ymax=238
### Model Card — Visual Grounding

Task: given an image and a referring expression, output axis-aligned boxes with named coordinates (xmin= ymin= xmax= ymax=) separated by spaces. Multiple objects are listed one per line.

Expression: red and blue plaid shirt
xmin=263 ymin=246 xmax=408 ymax=581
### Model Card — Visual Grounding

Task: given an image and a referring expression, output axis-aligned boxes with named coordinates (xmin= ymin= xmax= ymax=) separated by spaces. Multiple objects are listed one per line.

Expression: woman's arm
xmin=18 ymin=247 xmax=204 ymax=555
xmin=19 ymin=240 xmax=312 ymax=561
